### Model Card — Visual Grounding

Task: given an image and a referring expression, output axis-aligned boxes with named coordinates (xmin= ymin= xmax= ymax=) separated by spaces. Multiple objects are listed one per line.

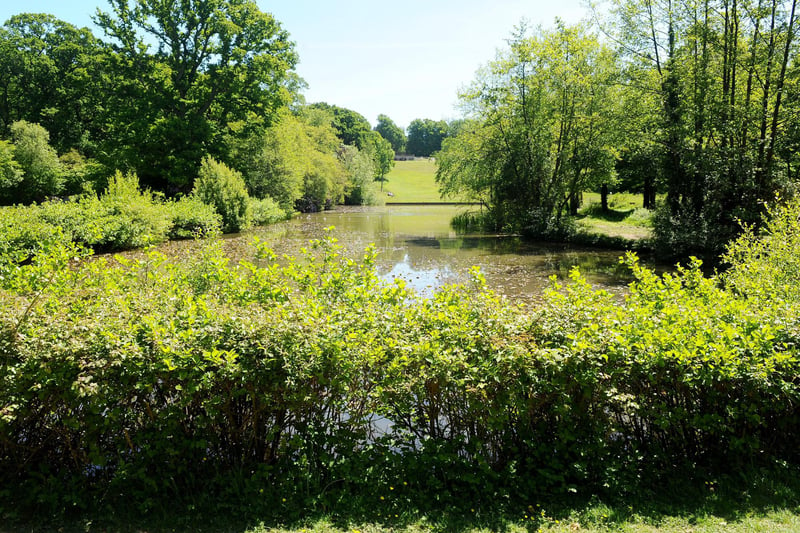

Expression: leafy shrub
xmin=0 ymin=171 xmax=232 ymax=257
xmin=58 ymin=149 xmax=110 ymax=196
xmin=722 ymin=197 xmax=800 ymax=305
xmin=248 ymin=196 xmax=286 ymax=226
xmin=0 ymin=205 xmax=70 ymax=262
xmin=624 ymin=206 xmax=654 ymax=226
xmin=167 ymin=195 xmax=222 ymax=239
xmin=2 ymin=209 xmax=800 ymax=520
xmin=193 ymin=156 xmax=251 ymax=232
xmin=8 ymin=120 xmax=62 ymax=203
xmin=0 ymin=140 xmax=22 ymax=196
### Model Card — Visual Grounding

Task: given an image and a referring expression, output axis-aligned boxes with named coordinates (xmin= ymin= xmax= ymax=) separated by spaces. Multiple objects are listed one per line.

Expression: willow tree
xmin=436 ymin=22 xmax=618 ymax=235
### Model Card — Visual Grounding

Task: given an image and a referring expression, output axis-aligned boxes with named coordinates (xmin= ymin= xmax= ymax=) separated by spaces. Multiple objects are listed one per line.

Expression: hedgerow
xmin=1 ymin=203 xmax=799 ymax=520
xmin=0 ymin=172 xmax=222 ymax=258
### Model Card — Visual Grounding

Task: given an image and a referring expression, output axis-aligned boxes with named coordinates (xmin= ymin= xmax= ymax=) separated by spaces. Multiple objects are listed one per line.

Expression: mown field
xmin=382 ymin=162 xmax=654 ymax=243
xmin=382 ymin=159 xmax=444 ymax=203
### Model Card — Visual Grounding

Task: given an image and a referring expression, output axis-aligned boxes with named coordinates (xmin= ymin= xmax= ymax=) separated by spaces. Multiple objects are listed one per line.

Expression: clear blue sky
xmin=0 ymin=0 xmax=587 ymax=130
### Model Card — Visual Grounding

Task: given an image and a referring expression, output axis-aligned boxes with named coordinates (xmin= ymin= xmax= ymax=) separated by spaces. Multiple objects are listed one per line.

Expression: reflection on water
xmin=229 ymin=205 xmax=651 ymax=302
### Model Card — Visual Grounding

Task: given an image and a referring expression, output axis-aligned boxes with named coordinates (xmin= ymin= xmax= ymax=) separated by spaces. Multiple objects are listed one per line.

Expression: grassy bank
xmin=576 ymin=192 xmax=653 ymax=244
xmin=383 ymin=160 xmax=443 ymax=203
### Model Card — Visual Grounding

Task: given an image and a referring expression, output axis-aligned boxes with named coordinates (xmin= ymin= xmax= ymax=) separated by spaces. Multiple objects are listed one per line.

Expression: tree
xmin=229 ymin=109 xmax=346 ymax=212
xmin=374 ymin=114 xmax=406 ymax=153
xmin=0 ymin=14 xmax=106 ymax=153
xmin=361 ymin=130 xmax=394 ymax=190
xmin=9 ymin=120 xmax=62 ymax=203
xmin=602 ymin=0 xmax=800 ymax=255
xmin=94 ymin=0 xmax=299 ymax=190
xmin=307 ymin=103 xmax=372 ymax=147
xmin=339 ymin=144 xmax=381 ymax=205
xmin=0 ymin=140 xmax=22 ymax=203
xmin=406 ymin=118 xmax=448 ymax=157
xmin=436 ymin=23 xmax=617 ymax=235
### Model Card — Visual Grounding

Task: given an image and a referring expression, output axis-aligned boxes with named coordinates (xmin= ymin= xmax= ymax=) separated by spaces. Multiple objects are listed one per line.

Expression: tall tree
xmin=307 ymin=103 xmax=372 ymax=147
xmin=437 ymin=23 xmax=617 ymax=235
xmin=374 ymin=114 xmax=406 ymax=153
xmin=94 ymin=0 xmax=299 ymax=190
xmin=361 ymin=130 xmax=395 ymax=190
xmin=603 ymin=0 xmax=799 ymax=255
xmin=406 ymin=118 xmax=448 ymax=157
xmin=0 ymin=14 xmax=106 ymax=153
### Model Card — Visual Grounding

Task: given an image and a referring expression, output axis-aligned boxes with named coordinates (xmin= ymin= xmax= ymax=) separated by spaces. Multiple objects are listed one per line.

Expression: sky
xmin=0 ymin=0 xmax=588 ymax=130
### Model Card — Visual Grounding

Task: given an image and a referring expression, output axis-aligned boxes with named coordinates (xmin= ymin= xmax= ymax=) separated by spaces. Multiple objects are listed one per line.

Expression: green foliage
xmin=722 ymin=197 xmax=800 ymax=305
xmin=361 ymin=130 xmax=395 ymax=185
xmin=248 ymin=196 xmax=288 ymax=226
xmin=406 ymin=118 xmax=447 ymax=157
xmin=340 ymin=145 xmax=383 ymax=206
xmin=605 ymin=0 xmax=800 ymax=255
xmin=2 ymin=203 xmax=800 ymax=519
xmin=166 ymin=195 xmax=223 ymax=240
xmin=0 ymin=140 xmax=22 ymax=193
xmin=375 ymin=113 xmax=407 ymax=153
xmin=0 ymin=14 xmax=105 ymax=153
xmin=8 ymin=120 xmax=62 ymax=203
xmin=0 ymin=172 xmax=223 ymax=255
xmin=94 ymin=0 xmax=298 ymax=189
xmin=230 ymin=110 xmax=346 ymax=213
xmin=437 ymin=23 xmax=618 ymax=236
xmin=308 ymin=102 xmax=372 ymax=147
xmin=193 ymin=156 xmax=251 ymax=233
xmin=57 ymin=149 xmax=110 ymax=196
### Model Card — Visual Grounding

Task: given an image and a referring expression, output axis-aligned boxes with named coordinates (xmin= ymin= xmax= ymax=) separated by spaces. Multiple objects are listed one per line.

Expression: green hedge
xmin=1 ymin=204 xmax=800 ymax=518
xmin=0 ymin=172 xmax=222 ymax=257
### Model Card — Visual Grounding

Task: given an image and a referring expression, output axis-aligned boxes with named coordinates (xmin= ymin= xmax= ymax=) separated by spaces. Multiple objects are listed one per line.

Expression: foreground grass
xmin=244 ymin=474 xmax=800 ymax=533
xmin=248 ymin=512 xmax=800 ymax=533
xmin=383 ymin=160 xmax=443 ymax=203
xmin=25 ymin=466 xmax=800 ymax=532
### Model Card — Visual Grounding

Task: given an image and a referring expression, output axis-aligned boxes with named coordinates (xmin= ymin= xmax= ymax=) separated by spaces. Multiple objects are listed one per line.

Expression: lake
xmin=231 ymin=204 xmax=643 ymax=302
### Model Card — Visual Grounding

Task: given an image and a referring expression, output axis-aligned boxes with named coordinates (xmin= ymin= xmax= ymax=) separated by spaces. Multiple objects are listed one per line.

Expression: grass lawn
xmin=247 ymin=511 xmax=800 ymax=533
xmin=382 ymin=160 xmax=443 ymax=203
xmin=577 ymin=192 xmax=654 ymax=241
xmin=379 ymin=165 xmax=653 ymax=243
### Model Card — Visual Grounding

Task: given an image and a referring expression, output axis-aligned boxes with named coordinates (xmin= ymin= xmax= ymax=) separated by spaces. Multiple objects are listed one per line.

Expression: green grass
xmin=379 ymin=165 xmax=654 ymax=244
xmin=577 ymin=192 xmax=654 ymax=242
xmin=382 ymin=160 xmax=443 ymax=203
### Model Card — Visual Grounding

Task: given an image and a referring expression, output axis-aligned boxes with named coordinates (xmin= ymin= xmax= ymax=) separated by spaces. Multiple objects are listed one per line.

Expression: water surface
xmin=235 ymin=205 xmax=642 ymax=302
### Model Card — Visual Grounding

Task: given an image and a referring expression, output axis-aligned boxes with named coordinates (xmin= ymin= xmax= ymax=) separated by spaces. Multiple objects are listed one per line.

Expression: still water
xmin=232 ymin=205 xmax=642 ymax=302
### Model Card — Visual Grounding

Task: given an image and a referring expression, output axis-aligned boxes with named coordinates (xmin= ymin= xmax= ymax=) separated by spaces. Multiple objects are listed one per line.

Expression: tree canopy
xmin=374 ymin=114 xmax=406 ymax=153
xmin=437 ymin=23 xmax=617 ymax=234
xmin=406 ymin=118 xmax=448 ymax=157
xmin=92 ymin=0 xmax=298 ymax=189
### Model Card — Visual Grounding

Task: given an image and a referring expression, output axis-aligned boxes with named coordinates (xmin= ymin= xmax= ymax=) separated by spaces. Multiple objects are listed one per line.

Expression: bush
xmin=8 ymin=120 xmax=62 ymax=203
xmin=167 ymin=196 xmax=222 ymax=239
xmin=722 ymin=197 xmax=800 ymax=305
xmin=0 ymin=171 xmax=229 ymax=257
xmin=193 ymin=156 xmax=251 ymax=233
xmin=248 ymin=196 xmax=286 ymax=227
xmin=2 ymin=209 xmax=800 ymax=519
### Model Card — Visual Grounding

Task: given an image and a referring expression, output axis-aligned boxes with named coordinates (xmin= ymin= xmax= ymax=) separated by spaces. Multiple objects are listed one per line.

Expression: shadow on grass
xmin=577 ymin=203 xmax=636 ymax=223
xmin=23 ymin=463 xmax=800 ymax=533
